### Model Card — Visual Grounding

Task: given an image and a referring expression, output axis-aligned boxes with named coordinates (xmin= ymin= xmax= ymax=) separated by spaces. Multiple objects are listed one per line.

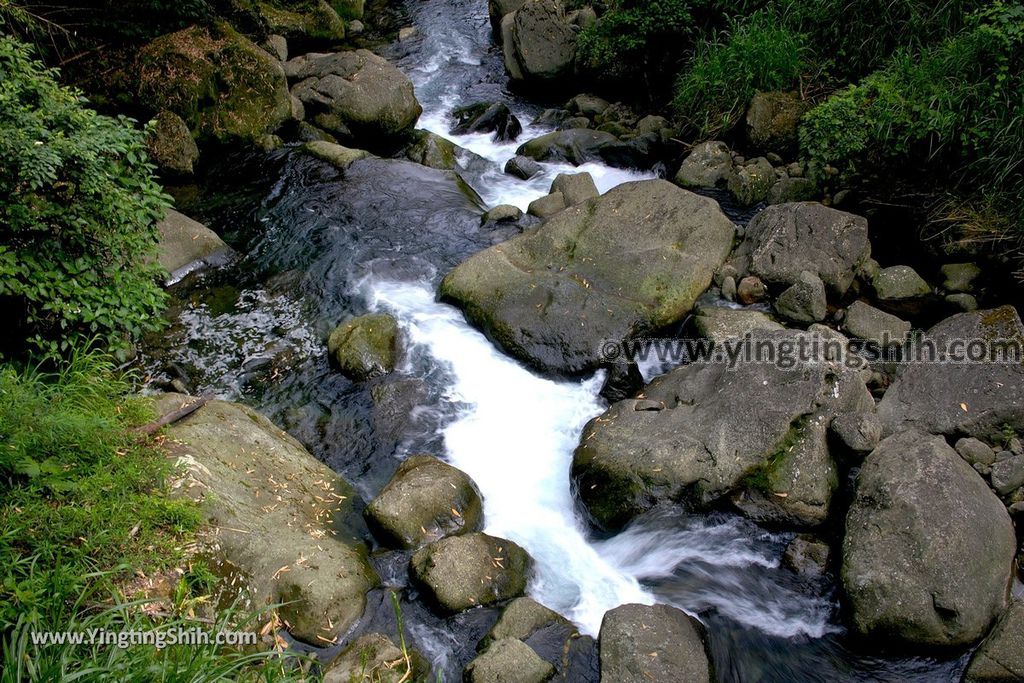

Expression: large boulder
xmin=842 ymin=430 xmax=1015 ymax=648
xmin=744 ymin=91 xmax=810 ymax=153
xmin=153 ymin=394 xmax=378 ymax=645
xmin=410 ymin=533 xmax=532 ymax=613
xmin=145 ymin=111 xmax=199 ymax=177
xmin=439 ymin=180 xmax=736 ymax=375
xmin=963 ymin=601 xmax=1024 ymax=682
xmin=327 ymin=312 xmax=399 ymax=381
xmin=364 ymin=455 xmax=483 ymax=549
xmin=733 ymin=202 xmax=870 ymax=297
xmin=137 ymin=24 xmax=291 ymax=144
xmin=287 ymin=50 xmax=422 ymax=145
xmin=258 ymin=0 xmax=346 ymax=45
xmin=572 ymin=329 xmax=875 ymax=529
xmin=877 ymin=307 xmax=1024 ymax=441
xmin=481 ymin=597 xmax=575 ymax=649
xmin=599 ymin=603 xmax=712 ymax=683
xmin=155 ymin=209 xmax=233 ymax=283
xmin=504 ymin=0 xmax=577 ymax=83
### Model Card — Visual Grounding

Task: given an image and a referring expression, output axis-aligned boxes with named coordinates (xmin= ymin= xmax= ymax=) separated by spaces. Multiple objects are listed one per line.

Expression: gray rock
xmin=940 ymin=262 xmax=982 ymax=293
xmin=946 ymin=292 xmax=978 ymax=312
xmin=505 ymin=154 xmax=543 ymax=179
xmin=775 ymin=270 xmax=827 ymax=323
xmin=322 ymin=633 xmax=429 ymax=683
xmin=782 ymin=534 xmax=830 ymax=577
xmin=673 ymin=141 xmax=733 ymax=189
xmin=287 ymin=50 xmax=422 ymax=144
xmin=842 ymin=430 xmax=1015 ymax=647
xmin=859 ymin=257 xmax=881 ymax=282
xmin=842 ymin=301 xmax=911 ymax=347
xmin=500 ymin=13 xmax=525 ymax=81
xmin=506 ymin=0 xmax=577 ymax=83
xmin=346 ymin=19 xmax=364 ymax=35
xmin=737 ymin=275 xmax=767 ymax=305
xmin=736 ymin=202 xmax=871 ymax=297
xmin=404 ymin=130 xmax=459 ymax=169
xmin=145 ymin=111 xmax=199 ymax=177
xmin=516 ymin=129 xmax=620 ymax=165
xmin=567 ymin=93 xmax=611 ymax=117
xmin=452 ymin=102 xmax=522 ymax=141
xmin=599 ymin=603 xmax=712 ymax=683
xmin=956 ymin=437 xmax=996 ymax=466
xmin=483 ymin=204 xmax=523 ymax=224
xmin=527 ymin=191 xmax=567 ymax=218
xmin=745 ymin=91 xmax=810 ymax=153
xmin=266 ymin=34 xmax=288 ymax=61
xmin=440 ymin=180 xmax=735 ymax=375
xmin=692 ymin=307 xmax=783 ymax=344
xmin=559 ymin=116 xmax=591 ymax=130
xmin=364 ymin=455 xmax=483 ymax=549
xmin=721 ymin=276 xmax=737 ymax=301
xmin=636 ymin=114 xmax=670 ymax=135
xmin=767 ymin=176 xmax=817 ymax=204
xmin=152 ymin=395 xmax=378 ymax=645
xmin=303 ymin=140 xmax=373 ymax=169
xmin=489 ymin=0 xmax=527 ymax=35
xmin=550 ymin=172 xmax=598 ymax=206
xmin=410 ymin=533 xmax=532 ymax=613
xmin=482 ymin=597 xmax=575 ymax=648
xmin=877 ymin=307 xmax=1024 ymax=441
xmin=830 ymin=411 xmax=882 ymax=458
xmin=155 ymin=209 xmax=232 ymax=282
xmin=466 ymin=638 xmax=554 ymax=683
xmin=573 ymin=329 xmax=874 ymax=528
xmin=964 ymin=600 xmax=1024 ymax=682
xmin=990 ymin=456 xmax=1024 ymax=496
xmin=327 ymin=313 xmax=399 ymax=381
xmin=727 ymin=156 xmax=775 ymax=205
xmin=873 ymin=265 xmax=931 ymax=301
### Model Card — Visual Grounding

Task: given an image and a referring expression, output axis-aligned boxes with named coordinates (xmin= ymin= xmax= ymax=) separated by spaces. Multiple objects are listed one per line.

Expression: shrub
xmin=672 ymin=11 xmax=807 ymax=139
xmin=0 ymin=35 xmax=169 ymax=358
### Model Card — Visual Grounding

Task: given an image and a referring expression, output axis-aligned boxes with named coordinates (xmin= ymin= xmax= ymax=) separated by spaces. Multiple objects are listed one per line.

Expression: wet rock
xmin=466 ymin=638 xmax=554 ymax=683
xmin=327 ymin=313 xmax=399 ymax=381
xmin=155 ymin=209 xmax=232 ymax=282
xmin=737 ymin=275 xmax=767 ymax=305
xmin=727 ymin=157 xmax=775 ymax=205
xmin=516 ymin=129 xmax=619 ymax=166
xmin=946 ymin=293 xmax=979 ymax=312
xmin=452 ymin=101 xmax=523 ymax=141
xmin=295 ymin=121 xmax=337 ymax=143
xmin=137 ymin=24 xmax=291 ymax=144
xmin=573 ymin=329 xmax=874 ymax=528
xmin=767 ymin=176 xmax=817 ymax=204
xmin=783 ymin=534 xmax=831 ymax=577
xmin=877 ymin=307 xmax=1024 ymax=441
xmin=505 ymin=154 xmax=543 ymax=179
xmin=404 ymin=130 xmax=459 ymax=169
xmin=365 ymin=455 xmax=483 ymax=549
xmin=527 ymin=191 xmax=567 ymax=219
xmin=842 ymin=430 xmax=1015 ymax=648
xmin=483 ymin=204 xmax=524 ymax=224
xmin=287 ymin=50 xmax=422 ymax=145
xmin=439 ymin=180 xmax=735 ymax=375
xmin=956 ymin=437 xmax=996 ymax=466
xmin=599 ymin=603 xmax=712 ymax=683
xmin=872 ymin=265 xmax=930 ymax=301
xmin=550 ymin=172 xmax=598 ymax=206
xmin=673 ymin=141 xmax=734 ymax=189
xmin=841 ymin=301 xmax=911 ymax=347
xmin=489 ymin=0 xmax=527 ymax=36
xmin=745 ymin=91 xmax=810 ymax=153
xmin=259 ymin=0 xmax=345 ymax=45
xmin=398 ymin=26 xmax=418 ymax=41
xmin=964 ymin=600 xmax=1024 ymax=682
xmin=636 ymin=114 xmax=670 ymax=135
xmin=505 ymin=0 xmax=577 ymax=83
xmin=322 ymin=633 xmax=429 ymax=683
xmin=482 ymin=597 xmax=575 ymax=648
xmin=941 ymin=262 xmax=982 ymax=293
xmin=410 ymin=533 xmax=532 ymax=613
xmin=775 ymin=270 xmax=827 ymax=323
xmin=990 ymin=456 xmax=1024 ymax=496
xmin=303 ymin=140 xmax=373 ymax=169
xmin=145 ymin=111 xmax=199 ymax=177
xmin=152 ymin=394 xmax=378 ymax=645
xmin=734 ymin=202 xmax=871 ymax=297
xmin=600 ymin=363 xmax=645 ymax=403
xmin=692 ymin=307 xmax=783 ymax=344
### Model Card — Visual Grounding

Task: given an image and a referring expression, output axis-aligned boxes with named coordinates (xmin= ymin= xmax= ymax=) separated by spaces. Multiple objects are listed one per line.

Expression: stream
xmin=141 ymin=0 xmax=971 ymax=679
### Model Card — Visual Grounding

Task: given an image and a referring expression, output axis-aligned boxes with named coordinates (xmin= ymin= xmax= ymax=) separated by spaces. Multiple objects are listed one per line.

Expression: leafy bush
xmin=800 ymin=1 xmax=1024 ymax=207
xmin=672 ymin=11 xmax=807 ymax=138
xmin=0 ymin=35 xmax=170 ymax=358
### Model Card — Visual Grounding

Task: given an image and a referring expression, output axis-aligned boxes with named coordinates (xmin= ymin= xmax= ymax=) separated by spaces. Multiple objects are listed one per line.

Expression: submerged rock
xmin=842 ymin=430 xmax=1015 ymax=648
xmin=439 ymin=180 xmax=735 ymax=375
xmin=599 ymin=603 xmax=712 ymax=683
xmin=410 ymin=533 xmax=532 ymax=613
xmin=327 ymin=313 xmax=399 ymax=381
xmin=364 ymin=455 xmax=483 ymax=549
xmin=505 ymin=154 xmax=543 ymax=179
xmin=155 ymin=209 xmax=233 ymax=283
xmin=322 ymin=633 xmax=429 ymax=683
xmin=153 ymin=394 xmax=378 ymax=645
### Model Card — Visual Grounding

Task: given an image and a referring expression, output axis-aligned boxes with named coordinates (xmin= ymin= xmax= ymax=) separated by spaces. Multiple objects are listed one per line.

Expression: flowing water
xmin=143 ymin=0 xmax=972 ymax=679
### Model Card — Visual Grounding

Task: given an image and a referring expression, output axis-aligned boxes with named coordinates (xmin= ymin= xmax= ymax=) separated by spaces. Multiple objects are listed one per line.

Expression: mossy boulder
xmin=410 ymin=533 xmax=532 ymax=613
xmin=137 ymin=23 xmax=292 ymax=144
xmin=258 ymin=0 xmax=346 ymax=44
xmin=145 ymin=111 xmax=199 ymax=177
xmin=744 ymin=91 xmax=810 ymax=154
xmin=364 ymin=455 xmax=484 ymax=549
xmin=303 ymin=140 xmax=372 ymax=169
xmin=599 ymin=603 xmax=712 ymax=683
xmin=403 ymin=130 xmax=458 ymax=170
xmin=153 ymin=394 xmax=378 ymax=645
xmin=440 ymin=180 xmax=735 ymax=375
xmin=327 ymin=313 xmax=399 ymax=381
xmin=504 ymin=0 xmax=577 ymax=84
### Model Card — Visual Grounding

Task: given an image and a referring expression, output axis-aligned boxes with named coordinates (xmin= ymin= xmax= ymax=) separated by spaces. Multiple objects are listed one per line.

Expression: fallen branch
xmin=133 ymin=395 xmax=211 ymax=435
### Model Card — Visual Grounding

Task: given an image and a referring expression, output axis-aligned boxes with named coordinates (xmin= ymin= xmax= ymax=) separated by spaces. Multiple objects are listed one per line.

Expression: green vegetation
xmin=0 ymin=35 xmax=169 ymax=358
